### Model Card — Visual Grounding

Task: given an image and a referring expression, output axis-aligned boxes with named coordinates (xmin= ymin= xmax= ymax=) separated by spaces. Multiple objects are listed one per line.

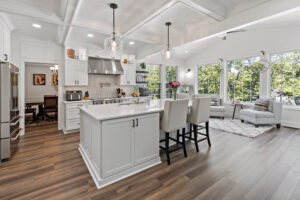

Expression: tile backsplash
xmin=63 ymin=75 xmax=138 ymax=100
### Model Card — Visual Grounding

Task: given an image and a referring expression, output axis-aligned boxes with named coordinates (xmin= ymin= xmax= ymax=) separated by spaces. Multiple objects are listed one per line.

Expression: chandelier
xmin=104 ymin=3 xmax=123 ymax=58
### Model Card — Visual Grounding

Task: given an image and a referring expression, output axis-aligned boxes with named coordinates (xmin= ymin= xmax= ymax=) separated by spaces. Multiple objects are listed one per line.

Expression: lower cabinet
xmin=101 ymin=113 xmax=159 ymax=178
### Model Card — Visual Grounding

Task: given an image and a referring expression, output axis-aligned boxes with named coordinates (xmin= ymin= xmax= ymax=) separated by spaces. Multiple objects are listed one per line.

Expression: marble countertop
xmin=79 ymin=99 xmax=192 ymax=121
xmin=63 ymin=100 xmax=93 ymax=104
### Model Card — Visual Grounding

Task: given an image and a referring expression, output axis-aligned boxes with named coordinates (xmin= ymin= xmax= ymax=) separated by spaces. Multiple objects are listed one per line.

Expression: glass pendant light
xmin=104 ymin=3 xmax=123 ymax=58
xmin=165 ymin=22 xmax=172 ymax=59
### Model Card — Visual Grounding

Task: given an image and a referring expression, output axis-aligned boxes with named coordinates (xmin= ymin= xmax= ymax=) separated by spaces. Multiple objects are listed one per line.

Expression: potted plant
xmin=168 ymin=81 xmax=181 ymax=100
xmin=140 ymin=62 xmax=146 ymax=70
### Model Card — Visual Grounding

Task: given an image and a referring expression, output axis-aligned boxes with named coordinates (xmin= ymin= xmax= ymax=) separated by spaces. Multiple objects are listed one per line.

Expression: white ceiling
xmin=0 ymin=0 xmax=299 ymax=59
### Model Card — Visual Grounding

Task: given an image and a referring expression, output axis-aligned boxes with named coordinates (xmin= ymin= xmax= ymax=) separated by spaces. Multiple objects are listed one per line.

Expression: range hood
xmin=88 ymin=57 xmax=124 ymax=75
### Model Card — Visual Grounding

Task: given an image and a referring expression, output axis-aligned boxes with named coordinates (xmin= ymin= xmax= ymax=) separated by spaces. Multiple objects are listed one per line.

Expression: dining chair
xmin=186 ymin=96 xmax=211 ymax=152
xmin=43 ymin=95 xmax=58 ymax=120
xmin=160 ymin=99 xmax=189 ymax=165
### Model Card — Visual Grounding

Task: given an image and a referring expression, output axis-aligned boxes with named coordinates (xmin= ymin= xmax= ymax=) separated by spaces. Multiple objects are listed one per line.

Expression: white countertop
xmin=64 ymin=100 xmax=93 ymax=104
xmin=79 ymin=99 xmax=192 ymax=121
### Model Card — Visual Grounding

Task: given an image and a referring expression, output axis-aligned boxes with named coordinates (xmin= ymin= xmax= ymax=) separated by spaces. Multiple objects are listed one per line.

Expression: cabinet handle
xmin=136 ymin=118 xmax=138 ymax=127
xmin=132 ymin=119 xmax=135 ymax=127
xmin=3 ymin=54 xmax=7 ymax=61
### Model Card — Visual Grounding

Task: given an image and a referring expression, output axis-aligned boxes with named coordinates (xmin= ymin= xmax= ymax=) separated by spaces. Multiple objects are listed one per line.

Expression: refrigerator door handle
xmin=11 ymin=128 xmax=22 ymax=141
xmin=10 ymin=116 xmax=22 ymax=126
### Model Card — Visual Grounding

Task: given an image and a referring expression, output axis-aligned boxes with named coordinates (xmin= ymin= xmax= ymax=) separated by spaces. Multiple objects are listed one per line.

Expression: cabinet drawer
xmin=66 ymin=103 xmax=84 ymax=109
xmin=66 ymin=108 xmax=80 ymax=119
xmin=66 ymin=119 xmax=80 ymax=130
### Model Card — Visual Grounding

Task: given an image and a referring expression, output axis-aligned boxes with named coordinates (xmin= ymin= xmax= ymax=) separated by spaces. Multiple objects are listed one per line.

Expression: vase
xmin=173 ymin=88 xmax=177 ymax=100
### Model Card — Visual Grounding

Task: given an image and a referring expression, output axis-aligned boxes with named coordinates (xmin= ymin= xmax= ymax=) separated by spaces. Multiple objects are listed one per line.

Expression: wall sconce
xmin=186 ymin=68 xmax=192 ymax=78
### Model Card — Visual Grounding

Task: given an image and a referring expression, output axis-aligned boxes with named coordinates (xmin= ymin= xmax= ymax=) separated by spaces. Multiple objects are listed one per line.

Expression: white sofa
xmin=240 ymin=97 xmax=282 ymax=128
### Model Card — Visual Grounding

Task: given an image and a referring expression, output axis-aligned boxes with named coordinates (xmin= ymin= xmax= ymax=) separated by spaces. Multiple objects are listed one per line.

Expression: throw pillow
xmin=254 ymin=99 xmax=269 ymax=111
xmin=211 ymin=97 xmax=220 ymax=106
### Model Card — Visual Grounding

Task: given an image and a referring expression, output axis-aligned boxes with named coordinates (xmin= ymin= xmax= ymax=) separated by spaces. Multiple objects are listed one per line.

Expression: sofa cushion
xmin=254 ymin=99 xmax=269 ymax=111
xmin=210 ymin=106 xmax=225 ymax=112
xmin=240 ymin=109 xmax=275 ymax=118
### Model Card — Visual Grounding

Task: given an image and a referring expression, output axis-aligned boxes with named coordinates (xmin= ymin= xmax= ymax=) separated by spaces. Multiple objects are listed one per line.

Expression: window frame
xmin=165 ymin=66 xmax=178 ymax=98
xmin=146 ymin=64 xmax=161 ymax=100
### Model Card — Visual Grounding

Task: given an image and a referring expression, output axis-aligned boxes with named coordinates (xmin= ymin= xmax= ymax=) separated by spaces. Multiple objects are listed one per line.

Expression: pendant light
xmin=104 ymin=3 xmax=123 ymax=58
xmin=165 ymin=22 xmax=172 ymax=59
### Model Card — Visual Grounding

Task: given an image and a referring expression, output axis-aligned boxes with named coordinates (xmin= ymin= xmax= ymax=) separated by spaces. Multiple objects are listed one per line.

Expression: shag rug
xmin=209 ymin=118 xmax=275 ymax=138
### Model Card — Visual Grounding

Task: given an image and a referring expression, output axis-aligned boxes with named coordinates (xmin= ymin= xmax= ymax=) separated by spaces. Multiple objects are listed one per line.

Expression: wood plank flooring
xmin=0 ymin=124 xmax=300 ymax=200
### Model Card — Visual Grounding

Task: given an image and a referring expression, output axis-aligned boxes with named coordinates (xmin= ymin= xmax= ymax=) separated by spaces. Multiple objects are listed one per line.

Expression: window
xmin=227 ymin=57 xmax=260 ymax=102
xmin=271 ymin=51 xmax=300 ymax=105
xmin=166 ymin=66 xmax=177 ymax=98
xmin=198 ymin=63 xmax=222 ymax=94
xmin=147 ymin=64 xmax=161 ymax=99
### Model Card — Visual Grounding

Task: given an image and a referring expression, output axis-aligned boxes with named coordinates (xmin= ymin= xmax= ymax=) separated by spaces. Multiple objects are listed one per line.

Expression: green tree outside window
xmin=198 ymin=63 xmax=222 ymax=94
xmin=166 ymin=66 xmax=177 ymax=98
xmin=147 ymin=64 xmax=161 ymax=99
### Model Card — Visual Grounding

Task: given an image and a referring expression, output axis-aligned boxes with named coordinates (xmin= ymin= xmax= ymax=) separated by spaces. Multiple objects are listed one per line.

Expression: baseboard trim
xmin=281 ymin=121 xmax=300 ymax=129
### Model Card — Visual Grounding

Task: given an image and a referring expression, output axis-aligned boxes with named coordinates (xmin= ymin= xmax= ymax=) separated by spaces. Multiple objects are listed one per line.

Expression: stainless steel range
xmin=0 ymin=62 xmax=22 ymax=161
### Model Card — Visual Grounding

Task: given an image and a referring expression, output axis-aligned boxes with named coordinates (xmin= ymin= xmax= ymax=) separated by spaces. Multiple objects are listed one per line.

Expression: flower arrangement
xmin=168 ymin=81 xmax=181 ymax=100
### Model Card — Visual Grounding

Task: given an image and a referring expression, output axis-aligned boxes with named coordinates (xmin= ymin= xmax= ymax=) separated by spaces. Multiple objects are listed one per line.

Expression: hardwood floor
xmin=0 ymin=124 xmax=300 ymax=200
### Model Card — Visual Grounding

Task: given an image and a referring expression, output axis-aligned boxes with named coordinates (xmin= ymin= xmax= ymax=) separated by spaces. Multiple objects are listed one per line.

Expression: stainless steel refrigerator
xmin=0 ymin=62 xmax=21 ymax=161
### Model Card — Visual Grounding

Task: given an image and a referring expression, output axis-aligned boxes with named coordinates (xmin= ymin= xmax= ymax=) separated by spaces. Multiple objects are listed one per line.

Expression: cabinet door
xmin=64 ymin=60 xmax=88 ymax=86
xmin=120 ymin=64 xmax=128 ymax=85
xmin=127 ymin=64 xmax=136 ymax=85
xmin=134 ymin=113 xmax=159 ymax=165
xmin=3 ymin=26 xmax=10 ymax=62
xmin=0 ymin=22 xmax=4 ymax=61
xmin=77 ymin=61 xmax=88 ymax=85
xmin=102 ymin=118 xmax=134 ymax=177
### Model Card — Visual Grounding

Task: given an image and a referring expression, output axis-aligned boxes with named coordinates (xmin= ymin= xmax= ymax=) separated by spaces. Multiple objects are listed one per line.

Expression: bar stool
xmin=186 ymin=96 xmax=211 ymax=152
xmin=160 ymin=99 xmax=189 ymax=165
xmin=177 ymin=93 xmax=189 ymax=99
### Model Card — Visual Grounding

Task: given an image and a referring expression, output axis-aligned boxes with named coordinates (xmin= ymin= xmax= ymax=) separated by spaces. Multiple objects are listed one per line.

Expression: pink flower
xmin=168 ymin=81 xmax=181 ymax=89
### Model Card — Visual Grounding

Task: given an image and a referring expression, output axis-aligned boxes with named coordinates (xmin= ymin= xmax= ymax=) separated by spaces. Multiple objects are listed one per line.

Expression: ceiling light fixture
xmin=32 ymin=23 xmax=42 ymax=28
xmin=87 ymin=33 xmax=94 ymax=38
xmin=165 ymin=22 xmax=172 ymax=59
xmin=185 ymin=50 xmax=189 ymax=54
xmin=129 ymin=41 xmax=135 ymax=45
xmin=104 ymin=3 xmax=123 ymax=58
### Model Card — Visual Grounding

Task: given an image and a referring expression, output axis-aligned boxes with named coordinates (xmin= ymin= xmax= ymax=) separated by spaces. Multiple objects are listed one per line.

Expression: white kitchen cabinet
xmin=79 ymin=111 xmax=160 ymax=189
xmin=64 ymin=60 xmax=88 ymax=86
xmin=0 ymin=21 xmax=10 ymax=62
xmin=120 ymin=63 xmax=136 ymax=85
xmin=101 ymin=113 xmax=158 ymax=178
xmin=102 ymin=117 xmax=134 ymax=177
xmin=133 ymin=114 xmax=159 ymax=165
xmin=64 ymin=100 xmax=93 ymax=134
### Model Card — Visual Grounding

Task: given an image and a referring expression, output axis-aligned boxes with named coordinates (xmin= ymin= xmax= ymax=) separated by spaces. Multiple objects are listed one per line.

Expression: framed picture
xmin=33 ymin=74 xmax=46 ymax=85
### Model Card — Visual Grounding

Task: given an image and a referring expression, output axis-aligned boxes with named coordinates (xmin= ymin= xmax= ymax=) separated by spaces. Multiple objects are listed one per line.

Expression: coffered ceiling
xmin=0 ymin=0 xmax=299 ymax=59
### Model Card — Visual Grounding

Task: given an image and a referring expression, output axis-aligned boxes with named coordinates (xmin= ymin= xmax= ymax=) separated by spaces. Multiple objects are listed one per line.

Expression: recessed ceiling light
xmin=129 ymin=41 xmax=135 ymax=45
xmin=185 ymin=50 xmax=189 ymax=54
xmin=32 ymin=23 xmax=42 ymax=28
xmin=87 ymin=33 xmax=94 ymax=38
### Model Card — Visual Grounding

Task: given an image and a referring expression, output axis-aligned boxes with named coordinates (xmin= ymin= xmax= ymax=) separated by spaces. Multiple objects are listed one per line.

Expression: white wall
xmin=25 ymin=64 xmax=58 ymax=103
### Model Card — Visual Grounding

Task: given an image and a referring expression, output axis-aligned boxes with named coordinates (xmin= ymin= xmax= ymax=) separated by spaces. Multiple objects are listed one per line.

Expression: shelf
xmin=136 ymin=81 xmax=148 ymax=84
xmin=136 ymin=70 xmax=148 ymax=73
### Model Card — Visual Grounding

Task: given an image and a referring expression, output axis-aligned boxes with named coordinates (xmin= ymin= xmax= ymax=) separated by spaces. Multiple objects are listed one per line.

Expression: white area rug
xmin=209 ymin=118 xmax=275 ymax=138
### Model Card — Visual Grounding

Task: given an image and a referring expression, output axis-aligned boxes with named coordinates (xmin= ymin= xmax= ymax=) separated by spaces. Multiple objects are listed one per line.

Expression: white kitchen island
xmin=79 ymin=100 xmax=174 ymax=189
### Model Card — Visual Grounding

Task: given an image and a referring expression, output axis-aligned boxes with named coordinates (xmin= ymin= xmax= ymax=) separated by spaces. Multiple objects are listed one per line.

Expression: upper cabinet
xmin=120 ymin=63 xmax=136 ymax=85
xmin=0 ymin=20 xmax=11 ymax=62
xmin=64 ymin=60 xmax=88 ymax=86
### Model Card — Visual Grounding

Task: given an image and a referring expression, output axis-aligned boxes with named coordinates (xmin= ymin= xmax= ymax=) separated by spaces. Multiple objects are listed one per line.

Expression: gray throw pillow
xmin=254 ymin=99 xmax=269 ymax=111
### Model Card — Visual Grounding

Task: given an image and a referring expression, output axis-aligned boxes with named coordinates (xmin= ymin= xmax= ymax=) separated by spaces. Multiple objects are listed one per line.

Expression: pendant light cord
xmin=113 ymin=7 xmax=115 ymax=39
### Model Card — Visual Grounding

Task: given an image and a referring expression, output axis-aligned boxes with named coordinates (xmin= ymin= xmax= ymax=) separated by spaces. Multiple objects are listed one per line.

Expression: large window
xmin=228 ymin=57 xmax=260 ymax=102
xmin=166 ymin=66 xmax=177 ymax=98
xmin=147 ymin=64 xmax=161 ymax=99
xmin=271 ymin=51 xmax=300 ymax=105
xmin=198 ymin=63 xmax=222 ymax=94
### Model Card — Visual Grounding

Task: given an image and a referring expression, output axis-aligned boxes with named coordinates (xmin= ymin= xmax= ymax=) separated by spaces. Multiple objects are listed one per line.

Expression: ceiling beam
xmin=179 ymin=0 xmax=226 ymax=21
xmin=60 ymin=0 xmax=81 ymax=45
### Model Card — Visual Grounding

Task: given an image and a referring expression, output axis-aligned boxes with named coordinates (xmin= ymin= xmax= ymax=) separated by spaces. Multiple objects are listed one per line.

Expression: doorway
xmin=24 ymin=62 xmax=59 ymax=129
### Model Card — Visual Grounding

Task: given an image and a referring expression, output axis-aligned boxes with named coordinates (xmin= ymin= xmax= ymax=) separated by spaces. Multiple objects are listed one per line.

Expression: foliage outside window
xmin=147 ymin=64 xmax=160 ymax=99
xmin=271 ymin=51 xmax=300 ymax=106
xmin=227 ymin=57 xmax=260 ymax=102
xmin=166 ymin=66 xmax=177 ymax=98
xmin=198 ymin=63 xmax=222 ymax=94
